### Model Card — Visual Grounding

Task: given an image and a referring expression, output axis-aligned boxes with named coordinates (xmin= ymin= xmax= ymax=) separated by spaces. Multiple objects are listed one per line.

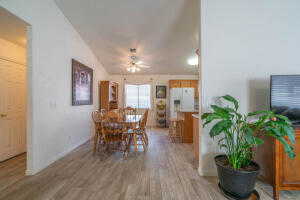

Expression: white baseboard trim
xmin=25 ymin=169 xmax=34 ymax=176
xmin=198 ymin=167 xmax=217 ymax=177
xmin=25 ymin=137 xmax=90 ymax=176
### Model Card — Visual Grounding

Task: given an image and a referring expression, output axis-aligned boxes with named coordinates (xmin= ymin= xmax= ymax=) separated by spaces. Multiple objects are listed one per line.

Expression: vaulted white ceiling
xmin=55 ymin=0 xmax=199 ymax=75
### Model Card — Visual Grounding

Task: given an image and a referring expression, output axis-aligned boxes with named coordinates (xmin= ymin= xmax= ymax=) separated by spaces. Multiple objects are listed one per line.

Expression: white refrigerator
xmin=170 ymin=88 xmax=195 ymax=118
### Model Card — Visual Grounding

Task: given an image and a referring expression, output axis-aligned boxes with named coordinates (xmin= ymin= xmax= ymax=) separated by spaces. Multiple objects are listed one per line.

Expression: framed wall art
xmin=156 ymin=85 xmax=166 ymax=99
xmin=72 ymin=59 xmax=93 ymax=105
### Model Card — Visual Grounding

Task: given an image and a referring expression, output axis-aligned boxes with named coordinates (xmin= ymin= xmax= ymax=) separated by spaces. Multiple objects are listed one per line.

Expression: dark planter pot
xmin=215 ymin=155 xmax=260 ymax=199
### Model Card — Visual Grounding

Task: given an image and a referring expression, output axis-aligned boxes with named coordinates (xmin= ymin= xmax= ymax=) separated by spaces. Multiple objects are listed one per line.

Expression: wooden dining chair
xmin=100 ymin=119 xmax=130 ymax=157
xmin=92 ymin=110 xmax=105 ymax=153
xmin=132 ymin=109 xmax=149 ymax=151
xmin=168 ymin=118 xmax=183 ymax=143
xmin=106 ymin=110 xmax=122 ymax=122
xmin=100 ymin=109 xmax=107 ymax=115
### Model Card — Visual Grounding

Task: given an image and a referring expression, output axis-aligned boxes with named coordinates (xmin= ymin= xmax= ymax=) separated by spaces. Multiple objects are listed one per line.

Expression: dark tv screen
xmin=271 ymin=75 xmax=300 ymax=126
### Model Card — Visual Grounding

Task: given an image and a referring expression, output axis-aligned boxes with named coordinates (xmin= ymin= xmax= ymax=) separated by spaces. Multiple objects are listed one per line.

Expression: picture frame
xmin=156 ymin=85 xmax=166 ymax=99
xmin=72 ymin=59 xmax=93 ymax=106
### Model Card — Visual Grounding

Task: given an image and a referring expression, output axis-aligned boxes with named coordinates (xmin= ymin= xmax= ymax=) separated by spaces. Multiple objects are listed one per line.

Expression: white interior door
xmin=0 ymin=58 xmax=26 ymax=161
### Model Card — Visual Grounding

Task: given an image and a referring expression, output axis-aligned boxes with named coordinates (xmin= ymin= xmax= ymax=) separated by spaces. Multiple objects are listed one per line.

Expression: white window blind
xmin=125 ymin=84 xmax=151 ymax=109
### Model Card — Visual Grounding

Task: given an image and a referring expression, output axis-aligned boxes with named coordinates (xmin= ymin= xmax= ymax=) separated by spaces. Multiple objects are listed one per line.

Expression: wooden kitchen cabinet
xmin=169 ymin=80 xmax=197 ymax=88
xmin=169 ymin=80 xmax=199 ymax=98
xmin=180 ymin=80 xmax=191 ymax=87
xmin=178 ymin=112 xmax=198 ymax=143
xmin=169 ymin=80 xmax=181 ymax=88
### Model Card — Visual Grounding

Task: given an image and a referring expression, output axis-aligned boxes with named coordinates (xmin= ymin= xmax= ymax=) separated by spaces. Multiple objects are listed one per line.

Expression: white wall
xmin=0 ymin=0 xmax=109 ymax=174
xmin=200 ymin=0 xmax=300 ymax=176
xmin=110 ymin=74 xmax=198 ymax=127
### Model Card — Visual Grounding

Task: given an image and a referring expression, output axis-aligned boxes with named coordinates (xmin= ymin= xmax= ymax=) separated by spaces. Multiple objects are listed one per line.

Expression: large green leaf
xmin=245 ymin=127 xmax=255 ymax=144
xmin=266 ymin=127 xmax=282 ymax=137
xmin=201 ymin=113 xmax=222 ymax=127
xmin=244 ymin=127 xmax=264 ymax=145
xmin=224 ymin=107 xmax=243 ymax=119
xmin=217 ymin=137 xmax=226 ymax=146
xmin=211 ymin=105 xmax=233 ymax=119
xmin=258 ymin=114 xmax=270 ymax=123
xmin=221 ymin=95 xmax=239 ymax=110
xmin=209 ymin=120 xmax=232 ymax=137
xmin=276 ymin=137 xmax=296 ymax=159
xmin=211 ymin=105 xmax=228 ymax=114
xmin=247 ymin=110 xmax=273 ymax=117
xmin=283 ymin=126 xmax=295 ymax=144
xmin=201 ymin=113 xmax=210 ymax=120
xmin=254 ymin=137 xmax=264 ymax=145
xmin=275 ymin=114 xmax=291 ymax=124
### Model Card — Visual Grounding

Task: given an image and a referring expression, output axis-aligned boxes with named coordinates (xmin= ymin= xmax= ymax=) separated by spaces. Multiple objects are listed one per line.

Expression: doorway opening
xmin=0 ymin=6 xmax=32 ymax=186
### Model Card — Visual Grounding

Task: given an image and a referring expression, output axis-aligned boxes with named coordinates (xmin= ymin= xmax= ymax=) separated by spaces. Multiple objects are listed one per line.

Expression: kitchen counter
xmin=177 ymin=111 xmax=198 ymax=143
xmin=179 ymin=110 xmax=199 ymax=112
xmin=192 ymin=114 xmax=199 ymax=119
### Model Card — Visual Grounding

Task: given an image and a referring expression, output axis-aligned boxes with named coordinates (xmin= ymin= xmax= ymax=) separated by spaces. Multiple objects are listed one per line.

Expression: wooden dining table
xmin=94 ymin=114 xmax=143 ymax=156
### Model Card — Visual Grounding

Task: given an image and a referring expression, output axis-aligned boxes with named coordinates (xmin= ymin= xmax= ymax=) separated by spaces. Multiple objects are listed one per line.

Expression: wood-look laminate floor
xmin=0 ymin=128 xmax=298 ymax=200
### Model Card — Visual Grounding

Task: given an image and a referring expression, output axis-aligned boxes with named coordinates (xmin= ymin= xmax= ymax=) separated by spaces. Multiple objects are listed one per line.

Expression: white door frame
xmin=25 ymin=25 xmax=34 ymax=175
xmin=0 ymin=8 xmax=34 ymax=175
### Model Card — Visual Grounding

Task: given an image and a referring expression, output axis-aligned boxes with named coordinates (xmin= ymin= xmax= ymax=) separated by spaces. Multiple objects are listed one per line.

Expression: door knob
xmin=0 ymin=113 xmax=7 ymax=118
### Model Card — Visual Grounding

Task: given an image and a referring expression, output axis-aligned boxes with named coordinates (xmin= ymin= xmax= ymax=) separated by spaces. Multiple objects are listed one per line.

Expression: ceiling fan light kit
xmin=125 ymin=48 xmax=151 ymax=73
xmin=127 ymin=66 xmax=140 ymax=73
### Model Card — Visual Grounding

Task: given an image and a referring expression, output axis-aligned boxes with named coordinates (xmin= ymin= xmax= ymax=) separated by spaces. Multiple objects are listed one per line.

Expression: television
xmin=270 ymin=75 xmax=300 ymax=126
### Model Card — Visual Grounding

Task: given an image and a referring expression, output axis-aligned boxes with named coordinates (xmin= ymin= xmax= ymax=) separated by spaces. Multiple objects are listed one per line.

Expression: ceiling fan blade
xmin=137 ymin=64 xmax=151 ymax=68
xmin=135 ymin=60 xmax=143 ymax=65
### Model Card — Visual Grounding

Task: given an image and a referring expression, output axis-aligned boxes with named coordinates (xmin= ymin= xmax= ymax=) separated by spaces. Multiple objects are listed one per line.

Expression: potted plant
xmin=201 ymin=95 xmax=295 ymax=199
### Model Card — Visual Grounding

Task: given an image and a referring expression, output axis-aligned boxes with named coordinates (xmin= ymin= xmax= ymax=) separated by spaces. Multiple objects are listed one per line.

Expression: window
xmin=125 ymin=84 xmax=151 ymax=109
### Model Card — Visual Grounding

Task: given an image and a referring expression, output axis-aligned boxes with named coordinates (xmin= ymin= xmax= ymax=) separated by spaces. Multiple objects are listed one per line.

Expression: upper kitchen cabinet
xmin=169 ymin=80 xmax=198 ymax=88
xmin=180 ymin=80 xmax=192 ymax=87
xmin=169 ymin=80 xmax=181 ymax=88
xmin=169 ymin=80 xmax=199 ymax=97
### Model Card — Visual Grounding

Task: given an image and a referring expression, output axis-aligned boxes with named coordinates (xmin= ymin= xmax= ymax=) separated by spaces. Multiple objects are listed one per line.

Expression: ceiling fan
xmin=125 ymin=48 xmax=151 ymax=73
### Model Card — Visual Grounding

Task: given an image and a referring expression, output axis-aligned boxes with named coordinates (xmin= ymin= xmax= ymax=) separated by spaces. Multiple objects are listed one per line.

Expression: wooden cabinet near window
xmin=255 ymin=128 xmax=300 ymax=200
xmin=99 ymin=81 xmax=119 ymax=110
